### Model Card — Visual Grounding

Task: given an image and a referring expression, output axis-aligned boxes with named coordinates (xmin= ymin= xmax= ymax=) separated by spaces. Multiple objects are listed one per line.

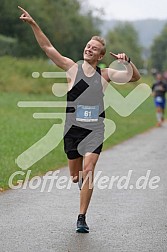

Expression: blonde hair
xmin=91 ymin=36 xmax=106 ymax=55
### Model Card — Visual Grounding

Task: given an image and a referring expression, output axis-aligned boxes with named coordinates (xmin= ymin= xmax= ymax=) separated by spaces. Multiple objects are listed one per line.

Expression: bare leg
xmin=79 ymin=153 xmax=99 ymax=214
xmin=156 ymin=106 xmax=163 ymax=126
xmin=68 ymin=157 xmax=83 ymax=183
xmin=162 ymin=108 xmax=165 ymax=121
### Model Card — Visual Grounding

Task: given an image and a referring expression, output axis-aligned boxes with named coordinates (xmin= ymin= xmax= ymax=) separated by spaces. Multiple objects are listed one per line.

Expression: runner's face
xmin=156 ymin=74 xmax=163 ymax=81
xmin=83 ymin=40 xmax=103 ymax=63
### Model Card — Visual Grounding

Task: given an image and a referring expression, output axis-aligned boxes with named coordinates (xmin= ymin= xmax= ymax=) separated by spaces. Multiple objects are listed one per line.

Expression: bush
xmin=0 ymin=34 xmax=17 ymax=56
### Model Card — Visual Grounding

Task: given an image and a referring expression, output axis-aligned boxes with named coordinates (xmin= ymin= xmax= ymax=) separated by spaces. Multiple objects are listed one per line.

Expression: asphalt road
xmin=0 ymin=123 xmax=167 ymax=252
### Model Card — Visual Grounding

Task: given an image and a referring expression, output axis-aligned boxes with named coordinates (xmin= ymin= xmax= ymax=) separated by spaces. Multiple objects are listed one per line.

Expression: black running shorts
xmin=64 ymin=125 xmax=104 ymax=160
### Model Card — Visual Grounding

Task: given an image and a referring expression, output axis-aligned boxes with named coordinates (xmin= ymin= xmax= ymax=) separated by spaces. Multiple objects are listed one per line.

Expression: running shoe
xmin=76 ymin=214 xmax=89 ymax=233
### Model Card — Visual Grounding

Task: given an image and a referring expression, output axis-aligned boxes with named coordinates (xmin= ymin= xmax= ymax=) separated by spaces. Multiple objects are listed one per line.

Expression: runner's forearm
xmin=129 ymin=61 xmax=141 ymax=82
xmin=30 ymin=21 xmax=52 ymax=50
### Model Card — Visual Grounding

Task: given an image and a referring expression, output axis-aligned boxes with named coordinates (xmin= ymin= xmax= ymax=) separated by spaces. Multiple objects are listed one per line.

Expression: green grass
xmin=0 ymin=56 xmax=165 ymax=190
xmin=0 ymin=56 xmax=65 ymax=94
xmin=0 ymin=92 xmax=66 ymax=189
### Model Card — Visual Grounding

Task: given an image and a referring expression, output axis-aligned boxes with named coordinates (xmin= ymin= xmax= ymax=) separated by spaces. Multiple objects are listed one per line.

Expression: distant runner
xmin=152 ymin=73 xmax=167 ymax=127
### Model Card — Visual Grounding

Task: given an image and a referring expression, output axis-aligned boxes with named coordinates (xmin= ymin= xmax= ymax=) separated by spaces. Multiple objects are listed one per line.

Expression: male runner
xmin=152 ymin=73 xmax=167 ymax=127
xmin=18 ymin=6 xmax=140 ymax=233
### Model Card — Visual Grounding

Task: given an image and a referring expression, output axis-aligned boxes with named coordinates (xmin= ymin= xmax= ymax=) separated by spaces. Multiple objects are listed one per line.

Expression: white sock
xmin=156 ymin=112 xmax=162 ymax=122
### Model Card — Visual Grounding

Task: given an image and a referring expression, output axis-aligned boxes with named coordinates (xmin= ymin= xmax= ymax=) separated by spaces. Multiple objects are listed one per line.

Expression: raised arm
xmin=18 ymin=6 xmax=75 ymax=71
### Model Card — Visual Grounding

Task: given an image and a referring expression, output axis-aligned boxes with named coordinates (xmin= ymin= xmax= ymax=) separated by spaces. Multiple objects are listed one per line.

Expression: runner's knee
xmin=83 ymin=162 xmax=95 ymax=173
xmin=156 ymin=107 xmax=162 ymax=112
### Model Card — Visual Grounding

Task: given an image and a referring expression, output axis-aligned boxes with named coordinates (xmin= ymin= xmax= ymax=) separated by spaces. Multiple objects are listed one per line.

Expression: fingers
xmin=118 ymin=53 xmax=128 ymax=61
xmin=20 ymin=13 xmax=27 ymax=19
xmin=19 ymin=13 xmax=27 ymax=22
xmin=20 ymin=16 xmax=29 ymax=21
xmin=18 ymin=6 xmax=31 ymax=23
xmin=20 ymin=14 xmax=25 ymax=18
xmin=18 ymin=6 xmax=28 ymax=14
xmin=110 ymin=52 xmax=128 ymax=61
xmin=110 ymin=52 xmax=118 ymax=59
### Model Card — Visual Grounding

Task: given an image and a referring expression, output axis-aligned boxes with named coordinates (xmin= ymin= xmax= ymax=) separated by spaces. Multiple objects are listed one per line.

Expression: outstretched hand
xmin=110 ymin=52 xmax=129 ymax=62
xmin=18 ymin=6 xmax=34 ymax=24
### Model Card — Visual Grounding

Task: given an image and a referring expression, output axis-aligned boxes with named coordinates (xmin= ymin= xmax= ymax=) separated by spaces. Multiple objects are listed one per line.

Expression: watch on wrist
xmin=127 ymin=57 xmax=131 ymax=63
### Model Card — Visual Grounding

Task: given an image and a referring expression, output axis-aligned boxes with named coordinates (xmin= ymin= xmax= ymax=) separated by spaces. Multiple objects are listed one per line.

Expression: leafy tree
xmin=104 ymin=22 xmax=143 ymax=68
xmin=150 ymin=24 xmax=167 ymax=72
xmin=0 ymin=0 xmax=100 ymax=60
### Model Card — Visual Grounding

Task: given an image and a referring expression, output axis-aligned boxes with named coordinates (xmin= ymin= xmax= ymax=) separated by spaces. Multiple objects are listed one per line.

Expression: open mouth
xmin=85 ymin=51 xmax=93 ymax=57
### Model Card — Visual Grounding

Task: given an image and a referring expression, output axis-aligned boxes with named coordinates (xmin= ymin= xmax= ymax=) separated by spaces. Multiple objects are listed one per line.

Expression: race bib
xmin=76 ymin=105 xmax=99 ymax=122
xmin=155 ymin=96 xmax=163 ymax=103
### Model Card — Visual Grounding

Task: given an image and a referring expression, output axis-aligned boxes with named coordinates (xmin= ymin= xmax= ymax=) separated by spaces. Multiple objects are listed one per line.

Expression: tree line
xmin=150 ymin=24 xmax=167 ymax=72
xmin=0 ymin=0 xmax=166 ymax=71
xmin=0 ymin=0 xmax=100 ymax=60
